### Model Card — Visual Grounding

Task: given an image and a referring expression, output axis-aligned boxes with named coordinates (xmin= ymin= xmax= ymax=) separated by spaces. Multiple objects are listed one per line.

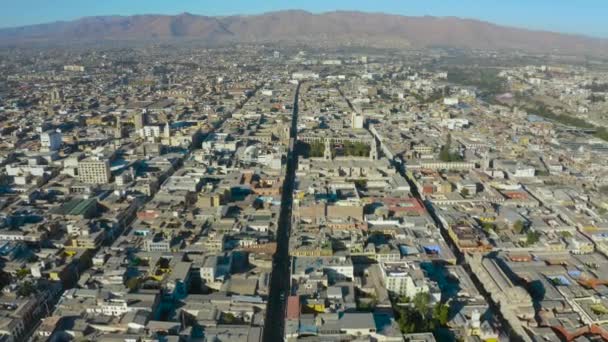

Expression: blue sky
xmin=2 ymin=0 xmax=607 ymax=38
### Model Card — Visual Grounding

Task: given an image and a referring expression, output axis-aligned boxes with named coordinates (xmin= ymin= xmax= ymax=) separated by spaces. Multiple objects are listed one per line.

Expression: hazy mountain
xmin=1 ymin=10 xmax=607 ymax=55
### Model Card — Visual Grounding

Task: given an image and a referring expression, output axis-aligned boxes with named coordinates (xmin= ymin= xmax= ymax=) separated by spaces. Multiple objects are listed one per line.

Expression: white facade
xmin=380 ymin=262 xmax=430 ymax=298
xmin=443 ymin=97 xmax=460 ymax=106
xmin=40 ymin=130 xmax=62 ymax=151
xmin=351 ymin=112 xmax=365 ymax=129
xmin=141 ymin=125 xmax=161 ymax=138
xmin=64 ymin=65 xmax=85 ymax=72
xmin=324 ymin=257 xmax=354 ymax=282
xmin=88 ymin=299 xmax=128 ymax=316
xmin=513 ymin=167 xmax=535 ymax=178
xmin=261 ymin=89 xmax=274 ymax=96
xmin=292 ymin=71 xmax=319 ymax=80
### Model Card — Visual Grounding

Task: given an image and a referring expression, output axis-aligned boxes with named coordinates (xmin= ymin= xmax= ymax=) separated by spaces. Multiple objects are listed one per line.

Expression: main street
xmin=263 ymin=82 xmax=301 ymax=342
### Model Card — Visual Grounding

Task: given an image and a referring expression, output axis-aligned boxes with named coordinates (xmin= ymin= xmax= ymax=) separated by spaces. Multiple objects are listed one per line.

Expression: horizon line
xmin=0 ymin=9 xmax=606 ymax=40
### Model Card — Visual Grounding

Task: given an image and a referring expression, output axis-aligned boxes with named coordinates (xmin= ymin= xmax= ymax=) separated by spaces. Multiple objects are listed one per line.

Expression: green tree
xmin=513 ymin=220 xmax=525 ymax=234
xmin=460 ymin=188 xmax=470 ymax=197
xmin=439 ymin=145 xmax=451 ymax=162
xmin=432 ymin=303 xmax=450 ymax=326
xmin=526 ymin=231 xmax=541 ymax=246
xmin=412 ymin=292 xmax=430 ymax=315
xmin=439 ymin=133 xmax=463 ymax=162
xmin=595 ymin=127 xmax=608 ymax=142
xmin=481 ymin=222 xmax=495 ymax=234
xmin=398 ymin=308 xmax=418 ymax=334
xmin=308 ymin=141 xmax=325 ymax=157
xmin=126 ymin=277 xmax=140 ymax=291
xmin=354 ymin=179 xmax=367 ymax=189
xmin=397 ymin=295 xmax=450 ymax=334
xmin=16 ymin=268 xmax=30 ymax=279
xmin=17 ymin=281 xmax=37 ymax=297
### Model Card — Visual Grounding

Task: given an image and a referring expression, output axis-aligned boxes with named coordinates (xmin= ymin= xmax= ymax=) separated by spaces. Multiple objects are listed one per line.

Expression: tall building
xmin=164 ymin=121 xmax=171 ymax=139
xmin=369 ymin=139 xmax=378 ymax=160
xmin=351 ymin=112 xmax=365 ymax=129
xmin=40 ymin=130 xmax=62 ymax=151
xmin=114 ymin=116 xmax=124 ymax=139
xmin=78 ymin=158 xmax=111 ymax=184
xmin=134 ymin=111 xmax=147 ymax=131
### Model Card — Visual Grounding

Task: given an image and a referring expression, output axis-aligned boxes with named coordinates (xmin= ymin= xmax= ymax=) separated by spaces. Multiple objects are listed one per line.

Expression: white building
xmin=40 ymin=130 xmax=62 ymax=151
xmin=380 ymin=262 xmax=431 ymax=298
xmin=324 ymin=256 xmax=354 ymax=282
xmin=322 ymin=59 xmax=342 ymax=65
xmin=63 ymin=65 xmax=85 ymax=72
xmin=443 ymin=97 xmax=460 ymax=106
xmin=351 ymin=112 xmax=365 ymax=129
xmin=292 ymin=71 xmax=320 ymax=80
xmin=442 ymin=118 xmax=469 ymax=130
xmin=141 ymin=125 xmax=162 ymax=138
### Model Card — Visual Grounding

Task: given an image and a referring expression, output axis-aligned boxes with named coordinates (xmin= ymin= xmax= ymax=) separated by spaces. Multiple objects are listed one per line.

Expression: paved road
xmin=263 ymin=82 xmax=301 ymax=342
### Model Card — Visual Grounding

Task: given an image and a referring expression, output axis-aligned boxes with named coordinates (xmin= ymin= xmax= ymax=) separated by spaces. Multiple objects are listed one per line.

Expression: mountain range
xmin=1 ymin=10 xmax=607 ymax=55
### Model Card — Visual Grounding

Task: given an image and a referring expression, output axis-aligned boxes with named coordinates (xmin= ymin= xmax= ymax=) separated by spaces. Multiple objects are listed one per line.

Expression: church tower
xmin=370 ymin=139 xmax=378 ymax=160
xmin=114 ymin=116 xmax=124 ymax=139
xmin=324 ymin=138 xmax=332 ymax=160
xmin=164 ymin=121 xmax=171 ymax=139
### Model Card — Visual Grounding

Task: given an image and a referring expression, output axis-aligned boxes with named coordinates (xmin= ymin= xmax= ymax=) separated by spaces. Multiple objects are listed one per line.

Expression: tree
xmin=460 ymin=188 xmax=470 ymax=197
xmin=439 ymin=145 xmax=451 ymax=162
xmin=595 ymin=127 xmax=608 ymax=142
xmin=16 ymin=268 xmax=29 ymax=279
xmin=354 ymin=179 xmax=367 ymax=189
xmin=342 ymin=141 xmax=370 ymax=157
xmin=432 ymin=303 xmax=450 ymax=326
xmin=447 ymin=67 xmax=506 ymax=96
xmin=397 ymin=294 xmax=450 ymax=334
xmin=126 ymin=277 xmax=140 ymax=291
xmin=17 ymin=281 xmax=37 ymax=297
xmin=412 ymin=292 xmax=431 ymax=316
xmin=308 ymin=141 xmax=325 ymax=158
xmin=526 ymin=231 xmax=541 ymax=246
xmin=481 ymin=222 xmax=495 ymax=234
xmin=513 ymin=220 xmax=525 ymax=234
xmin=439 ymin=133 xmax=463 ymax=162
xmin=398 ymin=308 xmax=418 ymax=334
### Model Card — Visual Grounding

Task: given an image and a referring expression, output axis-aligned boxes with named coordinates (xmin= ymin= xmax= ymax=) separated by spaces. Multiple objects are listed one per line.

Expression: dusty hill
xmin=1 ymin=10 xmax=606 ymax=55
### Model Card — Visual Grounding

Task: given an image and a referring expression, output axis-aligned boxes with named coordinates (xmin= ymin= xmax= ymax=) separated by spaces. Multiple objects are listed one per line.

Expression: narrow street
xmin=263 ymin=82 xmax=301 ymax=342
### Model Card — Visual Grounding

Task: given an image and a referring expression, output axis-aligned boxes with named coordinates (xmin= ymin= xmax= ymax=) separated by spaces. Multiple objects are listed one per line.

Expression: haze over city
xmin=2 ymin=0 xmax=608 ymax=37
xmin=0 ymin=2 xmax=607 ymax=342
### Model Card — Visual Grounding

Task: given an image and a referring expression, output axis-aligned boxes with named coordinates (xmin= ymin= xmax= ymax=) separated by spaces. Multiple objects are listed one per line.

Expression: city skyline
xmin=2 ymin=0 xmax=608 ymax=38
